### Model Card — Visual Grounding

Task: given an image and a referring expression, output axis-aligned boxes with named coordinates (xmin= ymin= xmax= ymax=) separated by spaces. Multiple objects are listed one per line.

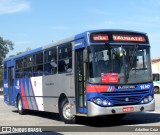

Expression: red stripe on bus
xmin=111 ymin=87 xmax=114 ymax=92
xmin=86 ymin=85 xmax=109 ymax=92
xmin=21 ymin=81 xmax=29 ymax=109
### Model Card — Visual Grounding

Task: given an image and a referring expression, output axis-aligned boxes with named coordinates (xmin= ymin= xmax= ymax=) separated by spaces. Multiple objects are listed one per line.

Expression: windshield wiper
xmin=129 ymin=44 xmax=139 ymax=69
xmin=124 ymin=44 xmax=139 ymax=83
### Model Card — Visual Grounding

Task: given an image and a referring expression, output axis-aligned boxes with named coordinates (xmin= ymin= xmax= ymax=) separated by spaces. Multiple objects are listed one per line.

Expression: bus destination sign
xmin=113 ymin=34 xmax=146 ymax=42
xmin=92 ymin=34 xmax=109 ymax=41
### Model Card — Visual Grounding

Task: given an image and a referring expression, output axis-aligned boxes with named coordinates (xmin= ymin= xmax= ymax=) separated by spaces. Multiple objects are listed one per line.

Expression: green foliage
xmin=9 ymin=47 xmax=32 ymax=58
xmin=0 ymin=37 xmax=14 ymax=88
xmin=0 ymin=68 xmax=2 ymax=88
xmin=25 ymin=47 xmax=31 ymax=52
xmin=16 ymin=52 xmax=23 ymax=55
xmin=9 ymin=55 xmax=15 ymax=58
xmin=0 ymin=37 xmax=14 ymax=65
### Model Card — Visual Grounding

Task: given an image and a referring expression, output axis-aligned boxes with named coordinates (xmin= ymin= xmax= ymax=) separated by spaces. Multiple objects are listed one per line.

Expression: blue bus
xmin=3 ymin=30 xmax=155 ymax=123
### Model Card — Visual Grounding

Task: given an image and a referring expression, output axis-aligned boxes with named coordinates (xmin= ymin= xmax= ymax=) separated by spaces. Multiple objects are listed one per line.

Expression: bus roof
xmin=4 ymin=29 xmax=147 ymax=61
xmin=87 ymin=29 xmax=147 ymax=35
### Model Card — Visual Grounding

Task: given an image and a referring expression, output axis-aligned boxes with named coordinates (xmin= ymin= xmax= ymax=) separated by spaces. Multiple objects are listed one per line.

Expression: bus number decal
xmin=140 ymin=85 xmax=150 ymax=89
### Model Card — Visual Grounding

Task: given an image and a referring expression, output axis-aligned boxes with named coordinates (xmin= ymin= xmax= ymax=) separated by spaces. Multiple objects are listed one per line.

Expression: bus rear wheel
xmin=17 ymin=96 xmax=26 ymax=115
xmin=59 ymin=98 xmax=76 ymax=124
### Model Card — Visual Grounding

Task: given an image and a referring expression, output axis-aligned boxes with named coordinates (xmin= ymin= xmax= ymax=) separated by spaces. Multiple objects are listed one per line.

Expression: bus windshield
xmin=88 ymin=45 xmax=152 ymax=84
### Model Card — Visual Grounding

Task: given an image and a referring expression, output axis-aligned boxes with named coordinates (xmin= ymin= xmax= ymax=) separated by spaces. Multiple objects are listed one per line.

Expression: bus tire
xmin=154 ymin=87 xmax=159 ymax=93
xmin=59 ymin=98 xmax=76 ymax=124
xmin=17 ymin=96 xmax=26 ymax=115
xmin=106 ymin=114 xmax=126 ymax=121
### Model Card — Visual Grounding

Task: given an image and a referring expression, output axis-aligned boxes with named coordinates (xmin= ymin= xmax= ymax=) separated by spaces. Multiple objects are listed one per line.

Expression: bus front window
xmin=88 ymin=45 xmax=152 ymax=84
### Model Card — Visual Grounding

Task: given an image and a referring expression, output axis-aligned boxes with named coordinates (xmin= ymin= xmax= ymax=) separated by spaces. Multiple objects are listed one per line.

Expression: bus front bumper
xmin=87 ymin=99 xmax=155 ymax=117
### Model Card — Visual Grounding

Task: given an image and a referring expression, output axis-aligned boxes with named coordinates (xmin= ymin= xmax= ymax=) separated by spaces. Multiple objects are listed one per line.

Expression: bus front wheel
xmin=17 ymin=96 xmax=26 ymax=115
xmin=59 ymin=98 xmax=76 ymax=124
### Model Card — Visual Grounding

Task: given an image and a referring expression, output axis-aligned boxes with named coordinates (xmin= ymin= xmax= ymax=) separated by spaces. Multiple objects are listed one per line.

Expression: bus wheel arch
xmin=16 ymin=94 xmax=21 ymax=107
xmin=58 ymin=93 xmax=76 ymax=124
xmin=17 ymin=94 xmax=26 ymax=115
xmin=154 ymin=86 xmax=159 ymax=93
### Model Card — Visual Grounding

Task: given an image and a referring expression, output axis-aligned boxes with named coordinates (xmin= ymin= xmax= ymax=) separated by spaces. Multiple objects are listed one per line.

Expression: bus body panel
xmin=86 ymin=83 xmax=154 ymax=116
xmin=14 ymin=73 xmax=76 ymax=113
xmin=153 ymin=81 xmax=160 ymax=88
xmin=42 ymin=73 xmax=75 ymax=113
xmin=14 ymin=78 xmax=41 ymax=110
xmin=87 ymin=99 xmax=155 ymax=117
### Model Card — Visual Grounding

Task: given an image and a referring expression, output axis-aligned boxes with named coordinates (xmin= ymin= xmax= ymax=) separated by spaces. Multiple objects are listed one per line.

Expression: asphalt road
xmin=0 ymin=95 xmax=160 ymax=135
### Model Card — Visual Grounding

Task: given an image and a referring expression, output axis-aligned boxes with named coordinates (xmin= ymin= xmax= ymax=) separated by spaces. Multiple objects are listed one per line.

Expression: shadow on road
xmin=12 ymin=109 xmax=160 ymax=127
xmin=76 ymin=112 xmax=160 ymax=127
xmin=12 ymin=110 xmax=61 ymax=122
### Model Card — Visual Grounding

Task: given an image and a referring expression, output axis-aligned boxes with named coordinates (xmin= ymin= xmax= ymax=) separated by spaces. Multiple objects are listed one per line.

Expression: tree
xmin=9 ymin=47 xmax=32 ymax=57
xmin=16 ymin=47 xmax=31 ymax=55
xmin=0 ymin=68 xmax=2 ymax=87
xmin=25 ymin=47 xmax=31 ymax=52
xmin=0 ymin=37 xmax=14 ymax=88
xmin=0 ymin=37 xmax=14 ymax=66
xmin=9 ymin=55 xmax=15 ymax=58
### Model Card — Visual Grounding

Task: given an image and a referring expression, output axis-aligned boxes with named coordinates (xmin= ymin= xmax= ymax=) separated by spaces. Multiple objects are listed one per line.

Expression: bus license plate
xmin=122 ymin=106 xmax=134 ymax=112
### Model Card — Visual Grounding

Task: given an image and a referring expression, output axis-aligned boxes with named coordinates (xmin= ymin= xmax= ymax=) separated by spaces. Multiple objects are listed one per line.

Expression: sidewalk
xmin=0 ymin=95 xmax=3 ymax=98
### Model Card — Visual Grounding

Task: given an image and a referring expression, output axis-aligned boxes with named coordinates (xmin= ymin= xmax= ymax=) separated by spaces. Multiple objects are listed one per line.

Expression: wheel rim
xmin=18 ymin=98 xmax=22 ymax=111
xmin=62 ymin=103 xmax=74 ymax=120
xmin=154 ymin=88 xmax=158 ymax=93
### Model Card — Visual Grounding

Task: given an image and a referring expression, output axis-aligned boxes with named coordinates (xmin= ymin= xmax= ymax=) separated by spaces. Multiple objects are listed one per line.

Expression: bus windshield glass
xmin=88 ymin=45 xmax=152 ymax=84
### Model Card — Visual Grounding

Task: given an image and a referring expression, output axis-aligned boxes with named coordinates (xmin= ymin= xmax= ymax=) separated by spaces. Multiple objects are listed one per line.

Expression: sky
xmin=0 ymin=0 xmax=160 ymax=59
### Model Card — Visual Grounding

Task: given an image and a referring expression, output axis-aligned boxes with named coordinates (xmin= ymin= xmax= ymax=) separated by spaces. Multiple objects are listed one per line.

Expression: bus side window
xmin=44 ymin=47 xmax=57 ymax=75
xmin=24 ymin=55 xmax=33 ymax=78
xmin=58 ymin=43 xmax=72 ymax=73
xmin=16 ymin=58 xmax=24 ymax=78
xmin=33 ymin=52 xmax=43 ymax=76
xmin=153 ymin=74 xmax=159 ymax=81
xmin=4 ymin=62 xmax=7 ymax=80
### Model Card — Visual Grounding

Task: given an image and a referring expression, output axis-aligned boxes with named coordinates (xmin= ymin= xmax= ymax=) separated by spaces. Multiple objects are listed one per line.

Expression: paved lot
xmin=0 ymin=95 xmax=160 ymax=135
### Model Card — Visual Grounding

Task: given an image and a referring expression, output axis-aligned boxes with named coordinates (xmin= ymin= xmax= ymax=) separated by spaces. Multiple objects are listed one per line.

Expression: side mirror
xmin=83 ymin=48 xmax=88 ymax=63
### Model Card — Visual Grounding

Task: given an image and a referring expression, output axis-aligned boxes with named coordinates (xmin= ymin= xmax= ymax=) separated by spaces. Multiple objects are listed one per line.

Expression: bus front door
xmin=75 ymin=49 xmax=86 ymax=114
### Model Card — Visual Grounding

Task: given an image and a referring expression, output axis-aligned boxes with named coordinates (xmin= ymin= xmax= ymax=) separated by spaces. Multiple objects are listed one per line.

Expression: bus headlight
xmin=143 ymin=98 xmax=148 ymax=103
xmin=102 ymin=100 xmax=108 ymax=106
xmin=148 ymin=95 xmax=153 ymax=102
xmin=90 ymin=98 xmax=112 ymax=106
xmin=96 ymin=98 xmax=102 ymax=105
xmin=141 ymin=95 xmax=153 ymax=104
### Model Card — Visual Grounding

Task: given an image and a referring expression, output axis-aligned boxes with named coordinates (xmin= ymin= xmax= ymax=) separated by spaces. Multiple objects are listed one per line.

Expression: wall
xmin=152 ymin=61 xmax=160 ymax=73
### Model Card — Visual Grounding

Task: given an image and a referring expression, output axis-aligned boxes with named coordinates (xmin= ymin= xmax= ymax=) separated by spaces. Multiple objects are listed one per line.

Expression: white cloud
xmin=0 ymin=0 xmax=30 ymax=15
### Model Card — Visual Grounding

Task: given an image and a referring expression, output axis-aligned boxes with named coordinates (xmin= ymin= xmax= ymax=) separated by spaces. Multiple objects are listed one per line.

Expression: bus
xmin=152 ymin=73 xmax=160 ymax=93
xmin=3 ymin=30 xmax=155 ymax=123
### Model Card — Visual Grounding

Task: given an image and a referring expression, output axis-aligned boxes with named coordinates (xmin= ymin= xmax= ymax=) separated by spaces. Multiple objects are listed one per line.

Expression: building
xmin=152 ymin=58 xmax=160 ymax=73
